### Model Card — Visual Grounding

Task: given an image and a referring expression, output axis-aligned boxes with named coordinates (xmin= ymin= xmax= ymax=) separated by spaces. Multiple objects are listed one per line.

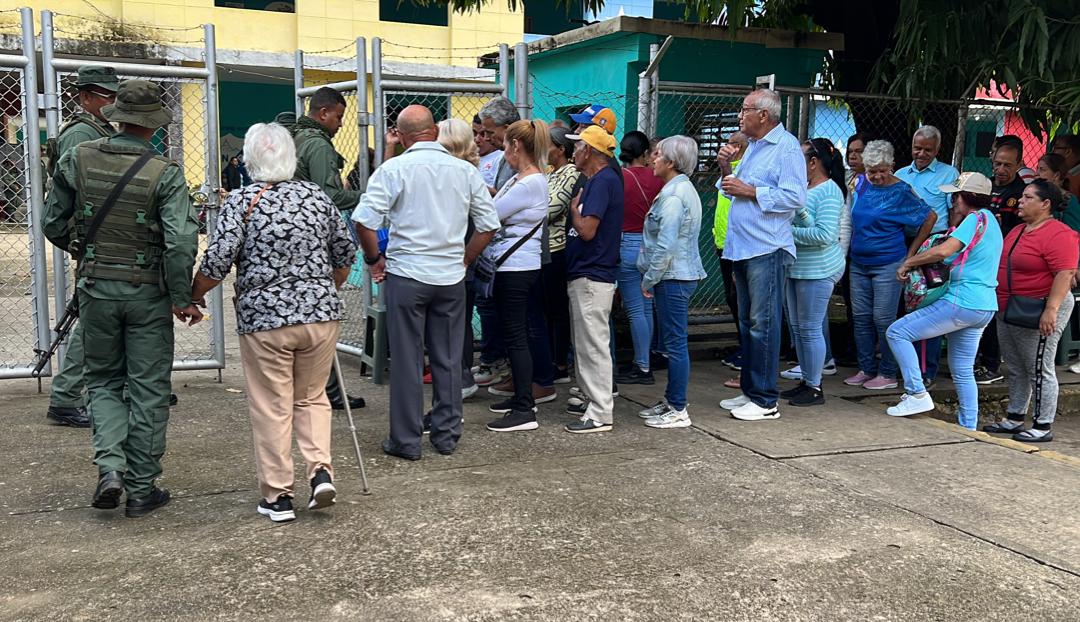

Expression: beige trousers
xmin=239 ymin=321 xmax=340 ymax=502
xmin=568 ymin=277 xmax=616 ymax=425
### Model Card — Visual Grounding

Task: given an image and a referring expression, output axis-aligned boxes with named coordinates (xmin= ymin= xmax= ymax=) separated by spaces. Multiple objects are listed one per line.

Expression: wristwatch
xmin=363 ymin=253 xmax=382 ymax=266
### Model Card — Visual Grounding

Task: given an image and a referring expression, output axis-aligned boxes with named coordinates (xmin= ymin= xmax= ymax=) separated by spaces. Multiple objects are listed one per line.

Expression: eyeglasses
xmin=738 ymin=106 xmax=764 ymax=116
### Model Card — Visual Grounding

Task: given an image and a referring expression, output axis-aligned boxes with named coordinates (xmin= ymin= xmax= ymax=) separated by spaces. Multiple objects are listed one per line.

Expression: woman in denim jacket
xmin=635 ymin=135 xmax=708 ymax=429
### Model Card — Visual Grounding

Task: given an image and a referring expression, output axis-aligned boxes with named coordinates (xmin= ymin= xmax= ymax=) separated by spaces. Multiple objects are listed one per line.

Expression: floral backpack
xmin=903 ymin=210 xmax=989 ymax=312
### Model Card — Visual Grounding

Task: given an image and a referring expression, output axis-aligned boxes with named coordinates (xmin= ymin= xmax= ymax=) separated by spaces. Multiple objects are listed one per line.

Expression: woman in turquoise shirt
xmin=884 ymin=172 xmax=1003 ymax=429
xmin=781 ymin=138 xmax=846 ymax=407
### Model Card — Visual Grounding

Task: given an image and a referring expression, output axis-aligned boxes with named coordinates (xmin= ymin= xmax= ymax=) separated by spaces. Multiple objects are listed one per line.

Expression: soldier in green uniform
xmin=43 ymin=80 xmax=202 ymax=518
xmin=273 ymin=111 xmax=296 ymax=135
xmin=43 ymin=66 xmax=118 ymax=428
xmin=293 ymin=87 xmax=364 ymax=410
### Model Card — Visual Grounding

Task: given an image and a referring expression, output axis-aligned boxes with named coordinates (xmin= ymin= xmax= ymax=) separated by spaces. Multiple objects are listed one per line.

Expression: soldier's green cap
xmin=75 ymin=66 xmax=120 ymax=93
xmin=274 ymin=111 xmax=296 ymax=126
xmin=101 ymin=80 xmax=172 ymax=128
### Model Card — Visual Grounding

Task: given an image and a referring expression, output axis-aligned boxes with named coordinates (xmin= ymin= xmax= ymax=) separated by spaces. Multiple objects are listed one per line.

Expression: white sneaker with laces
xmin=638 ymin=400 xmax=672 ymax=419
xmin=719 ymin=394 xmax=752 ymax=410
xmin=1070 ymin=361 xmax=1080 ymax=374
xmin=886 ymin=392 xmax=934 ymax=417
xmin=645 ymin=408 xmax=691 ymax=429
xmin=462 ymin=384 xmax=478 ymax=399
xmin=823 ymin=359 xmax=837 ymax=376
xmin=780 ymin=365 xmax=803 ymax=380
xmin=730 ymin=401 xmax=780 ymax=421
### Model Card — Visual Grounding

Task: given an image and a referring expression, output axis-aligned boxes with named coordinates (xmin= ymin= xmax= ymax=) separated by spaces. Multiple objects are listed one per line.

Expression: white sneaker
xmin=719 ymin=394 xmax=752 ymax=410
xmin=462 ymin=384 xmax=478 ymax=400
xmin=730 ymin=401 xmax=780 ymax=421
xmin=638 ymin=400 xmax=672 ymax=419
xmin=645 ymin=408 xmax=691 ymax=429
xmin=780 ymin=365 xmax=803 ymax=380
xmin=1070 ymin=361 xmax=1080 ymax=374
xmin=822 ymin=359 xmax=837 ymax=376
xmin=886 ymin=392 xmax=934 ymax=417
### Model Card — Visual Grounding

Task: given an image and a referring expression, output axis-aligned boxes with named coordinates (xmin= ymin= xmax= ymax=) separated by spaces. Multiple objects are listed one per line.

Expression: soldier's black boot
xmin=126 ymin=487 xmax=171 ymax=518
xmin=47 ymin=405 xmax=90 ymax=428
xmin=326 ymin=374 xmax=365 ymax=410
xmin=92 ymin=471 xmax=124 ymax=509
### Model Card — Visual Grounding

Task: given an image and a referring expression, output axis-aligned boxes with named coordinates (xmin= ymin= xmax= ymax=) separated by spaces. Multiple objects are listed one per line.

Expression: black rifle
xmin=32 ymin=292 xmax=79 ymax=377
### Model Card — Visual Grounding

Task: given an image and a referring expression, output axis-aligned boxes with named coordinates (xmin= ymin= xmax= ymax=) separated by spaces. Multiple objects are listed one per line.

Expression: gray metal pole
xmin=785 ymin=94 xmax=795 ymax=130
xmin=294 ymin=50 xmax=304 ymax=117
xmin=22 ymin=8 xmax=53 ymax=376
xmin=498 ymin=43 xmax=509 ymax=98
xmin=372 ymin=37 xmax=385 ymax=167
xmin=41 ymin=10 xmax=69 ymax=363
xmin=797 ymin=94 xmax=810 ymax=142
xmin=203 ymin=23 xmax=226 ymax=370
xmin=513 ymin=42 xmax=530 ymax=119
xmin=355 ymin=37 xmax=370 ymax=194
xmin=648 ymin=43 xmax=660 ymax=138
xmin=952 ymin=103 xmax=969 ymax=171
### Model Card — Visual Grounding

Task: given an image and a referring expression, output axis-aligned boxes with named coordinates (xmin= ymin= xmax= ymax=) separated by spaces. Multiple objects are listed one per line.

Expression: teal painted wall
xmin=218 ymin=80 xmax=295 ymax=156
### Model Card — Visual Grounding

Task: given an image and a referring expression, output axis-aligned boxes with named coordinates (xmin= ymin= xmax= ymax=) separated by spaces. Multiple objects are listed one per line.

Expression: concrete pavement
xmin=1 ymin=355 xmax=1079 ymax=620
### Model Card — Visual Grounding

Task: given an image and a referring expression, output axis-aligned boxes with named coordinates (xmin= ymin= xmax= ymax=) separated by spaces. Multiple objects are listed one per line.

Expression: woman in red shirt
xmin=615 ymin=131 xmax=666 ymax=385
xmin=986 ymin=179 xmax=1079 ymax=442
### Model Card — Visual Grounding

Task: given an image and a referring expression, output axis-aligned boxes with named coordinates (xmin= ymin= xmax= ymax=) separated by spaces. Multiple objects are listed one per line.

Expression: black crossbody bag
xmin=473 ymin=220 xmax=543 ymax=298
xmin=1003 ymin=229 xmax=1047 ymax=329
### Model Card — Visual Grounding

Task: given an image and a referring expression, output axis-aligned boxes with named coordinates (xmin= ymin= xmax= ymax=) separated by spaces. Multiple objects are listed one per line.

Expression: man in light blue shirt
xmin=717 ymin=89 xmax=807 ymax=421
xmin=896 ymin=125 xmax=958 ymax=233
xmin=894 ymin=125 xmax=958 ymax=386
xmin=353 ymin=105 xmax=500 ymax=461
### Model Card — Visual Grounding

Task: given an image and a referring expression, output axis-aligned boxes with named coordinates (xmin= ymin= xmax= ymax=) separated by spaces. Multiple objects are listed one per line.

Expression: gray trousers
xmin=998 ymin=295 xmax=1074 ymax=425
xmin=385 ymin=273 xmax=465 ymax=452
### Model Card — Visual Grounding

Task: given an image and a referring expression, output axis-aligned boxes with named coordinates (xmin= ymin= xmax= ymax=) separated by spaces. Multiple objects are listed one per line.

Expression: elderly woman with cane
xmin=193 ymin=122 xmax=357 ymax=522
xmin=983 ymin=179 xmax=1079 ymax=442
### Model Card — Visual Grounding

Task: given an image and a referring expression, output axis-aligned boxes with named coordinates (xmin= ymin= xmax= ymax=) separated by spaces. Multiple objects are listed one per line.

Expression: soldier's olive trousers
xmin=49 ymin=319 xmax=86 ymax=408
xmin=80 ymin=294 xmax=173 ymax=498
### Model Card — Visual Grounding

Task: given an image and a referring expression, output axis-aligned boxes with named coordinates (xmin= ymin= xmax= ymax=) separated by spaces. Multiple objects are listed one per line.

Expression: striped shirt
xmin=789 ymin=180 xmax=845 ymax=280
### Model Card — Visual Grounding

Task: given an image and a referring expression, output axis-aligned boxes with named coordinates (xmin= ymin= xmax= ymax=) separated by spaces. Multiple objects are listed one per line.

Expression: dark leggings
xmin=542 ymin=250 xmax=572 ymax=369
xmin=495 ymin=269 xmax=540 ymax=411
xmin=718 ymin=249 xmax=742 ymax=351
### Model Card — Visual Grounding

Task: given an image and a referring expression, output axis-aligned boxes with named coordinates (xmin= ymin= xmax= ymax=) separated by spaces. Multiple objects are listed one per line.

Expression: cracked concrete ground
xmin=2 ymin=352 xmax=1079 ymax=621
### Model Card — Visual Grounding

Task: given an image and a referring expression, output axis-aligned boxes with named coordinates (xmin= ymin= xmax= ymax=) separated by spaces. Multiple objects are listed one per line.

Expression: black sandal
xmin=1012 ymin=429 xmax=1054 ymax=443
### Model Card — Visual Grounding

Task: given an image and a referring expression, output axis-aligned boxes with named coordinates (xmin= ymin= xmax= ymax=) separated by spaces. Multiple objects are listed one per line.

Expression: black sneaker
xmin=973 ymin=367 xmax=1003 ymax=384
xmin=614 ymin=366 xmax=655 ymax=385
xmin=486 ymin=409 xmax=539 ymax=432
xmin=169 ymin=393 xmax=178 ymax=407
xmin=489 ymin=399 xmax=536 ymax=415
xmin=780 ymin=382 xmax=809 ymax=399
xmin=564 ymin=418 xmax=612 ymax=434
xmin=566 ymin=401 xmax=588 ymax=417
xmin=923 ymin=377 xmax=936 ymax=390
xmin=788 ymin=386 xmax=825 ymax=407
xmin=308 ymin=469 xmax=336 ymax=510
xmin=257 ymin=495 xmax=296 ymax=522
xmin=612 ymin=382 xmax=620 ymax=398
xmin=423 ymin=410 xmax=432 ymax=434
xmin=46 ymin=405 xmax=90 ymax=428
xmin=553 ymin=368 xmax=573 ymax=384
xmin=125 ymin=487 xmax=171 ymax=518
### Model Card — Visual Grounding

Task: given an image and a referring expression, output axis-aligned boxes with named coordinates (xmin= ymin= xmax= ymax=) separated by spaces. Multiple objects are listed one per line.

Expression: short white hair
xmin=748 ymin=89 xmax=783 ymax=123
xmin=862 ymin=140 xmax=895 ymax=169
xmin=243 ymin=122 xmax=295 ymax=183
xmin=656 ymin=135 xmax=699 ymax=175
xmin=913 ymin=125 xmax=941 ymax=145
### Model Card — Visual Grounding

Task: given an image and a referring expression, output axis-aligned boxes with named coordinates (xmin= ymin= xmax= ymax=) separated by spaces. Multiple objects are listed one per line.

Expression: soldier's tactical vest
xmin=72 ymin=139 xmax=172 ymax=286
xmin=45 ymin=114 xmax=113 ymax=178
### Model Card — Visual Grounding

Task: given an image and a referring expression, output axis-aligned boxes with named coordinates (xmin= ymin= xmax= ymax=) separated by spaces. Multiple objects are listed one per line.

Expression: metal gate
xmin=0 ymin=8 xmax=51 ymax=379
xmin=38 ymin=10 xmax=226 ymax=372
xmin=294 ymin=37 xmax=515 ymax=384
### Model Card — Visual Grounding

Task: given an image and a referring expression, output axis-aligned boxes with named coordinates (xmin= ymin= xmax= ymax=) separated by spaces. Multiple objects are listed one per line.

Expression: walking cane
xmin=331 ymin=353 xmax=371 ymax=494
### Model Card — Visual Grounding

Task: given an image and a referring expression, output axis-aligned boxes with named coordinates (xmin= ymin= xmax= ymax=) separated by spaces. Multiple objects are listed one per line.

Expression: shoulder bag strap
xmin=1006 ymin=227 xmax=1025 ymax=297
xmin=243 ymin=184 xmax=274 ymax=224
xmin=628 ymin=168 xmax=650 ymax=205
xmin=79 ymin=150 xmax=157 ymax=261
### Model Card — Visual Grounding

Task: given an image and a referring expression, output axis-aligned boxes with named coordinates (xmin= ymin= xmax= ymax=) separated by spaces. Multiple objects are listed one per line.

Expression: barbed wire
xmin=219 ymin=66 xmax=293 ymax=83
xmin=55 ymin=9 xmax=205 ymax=32
xmin=303 ymin=40 xmax=357 ymax=56
xmin=381 ymin=39 xmax=503 ymax=52
xmin=304 ymin=54 xmax=359 ymax=70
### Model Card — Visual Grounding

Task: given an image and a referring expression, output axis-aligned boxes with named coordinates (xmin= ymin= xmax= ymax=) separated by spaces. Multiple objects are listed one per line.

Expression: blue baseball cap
xmin=569 ymin=104 xmax=617 ymax=135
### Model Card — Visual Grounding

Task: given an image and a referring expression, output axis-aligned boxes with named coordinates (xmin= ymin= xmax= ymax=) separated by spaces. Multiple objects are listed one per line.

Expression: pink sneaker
xmin=863 ymin=375 xmax=899 ymax=390
xmin=844 ymin=371 xmax=874 ymax=386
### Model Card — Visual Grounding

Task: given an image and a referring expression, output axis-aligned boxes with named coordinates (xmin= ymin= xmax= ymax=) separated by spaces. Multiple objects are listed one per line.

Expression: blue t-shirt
xmin=943 ymin=209 xmax=1003 ymax=311
xmin=850 ymin=180 xmax=931 ymax=266
xmin=566 ymin=166 xmax=623 ymax=283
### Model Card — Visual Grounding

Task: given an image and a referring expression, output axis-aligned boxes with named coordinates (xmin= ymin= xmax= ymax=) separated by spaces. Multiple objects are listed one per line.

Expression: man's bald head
xmin=396 ymin=105 xmax=437 ymax=147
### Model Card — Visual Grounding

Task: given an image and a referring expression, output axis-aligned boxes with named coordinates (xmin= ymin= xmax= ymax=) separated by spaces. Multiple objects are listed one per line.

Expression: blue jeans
xmin=734 ymin=250 xmax=792 ymax=408
xmin=617 ymin=233 xmax=653 ymax=370
xmin=654 ymin=280 xmax=697 ymax=410
xmin=886 ymin=300 xmax=994 ymax=430
xmin=476 ymin=291 xmax=504 ymax=365
xmin=849 ymin=260 xmax=904 ymax=378
xmin=785 ymin=275 xmax=838 ymax=387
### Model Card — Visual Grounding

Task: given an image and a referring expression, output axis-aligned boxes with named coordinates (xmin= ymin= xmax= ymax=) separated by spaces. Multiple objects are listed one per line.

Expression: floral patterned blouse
xmin=199 ymin=180 xmax=357 ymax=334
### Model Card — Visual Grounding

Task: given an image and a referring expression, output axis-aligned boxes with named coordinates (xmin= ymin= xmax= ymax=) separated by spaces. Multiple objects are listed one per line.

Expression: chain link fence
xmin=530 ymin=74 xmax=629 ymax=135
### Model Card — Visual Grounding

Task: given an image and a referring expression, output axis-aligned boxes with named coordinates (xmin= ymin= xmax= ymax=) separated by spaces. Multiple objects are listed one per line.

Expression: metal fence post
xmin=513 ymin=42 xmax=530 ymax=119
xmin=785 ymin=94 xmax=795 ymax=130
xmin=798 ymin=94 xmax=810 ymax=142
xmin=22 ymin=7 xmax=52 ymax=377
xmin=355 ymin=37 xmax=370 ymax=194
xmin=498 ymin=44 xmax=509 ymax=99
xmin=203 ymin=23 xmax=226 ymax=371
xmin=372 ymin=38 xmax=385 ymax=167
xmin=40 ymin=9 xmax=69 ymax=364
xmin=952 ymin=103 xmax=969 ymax=171
xmin=294 ymin=50 xmax=304 ymax=117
